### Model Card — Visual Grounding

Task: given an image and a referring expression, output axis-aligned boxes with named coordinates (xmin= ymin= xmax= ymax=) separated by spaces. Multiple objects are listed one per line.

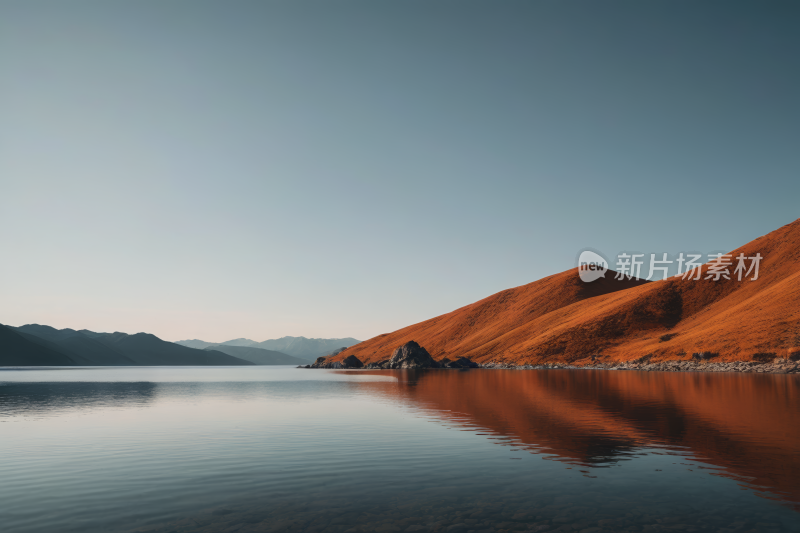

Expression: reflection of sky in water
xmin=1 ymin=367 xmax=798 ymax=533
xmin=0 ymin=366 xmax=397 ymax=383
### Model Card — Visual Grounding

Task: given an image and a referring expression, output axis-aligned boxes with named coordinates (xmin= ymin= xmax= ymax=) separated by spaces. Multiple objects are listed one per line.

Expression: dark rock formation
xmin=455 ymin=357 xmax=479 ymax=368
xmin=441 ymin=357 xmax=478 ymax=369
xmin=309 ymin=354 xmax=362 ymax=369
xmin=341 ymin=355 xmax=364 ymax=368
xmin=430 ymin=356 xmax=479 ymax=369
xmin=308 ymin=344 xmax=481 ymax=370
xmin=386 ymin=341 xmax=438 ymax=369
xmin=311 ymin=356 xmax=329 ymax=368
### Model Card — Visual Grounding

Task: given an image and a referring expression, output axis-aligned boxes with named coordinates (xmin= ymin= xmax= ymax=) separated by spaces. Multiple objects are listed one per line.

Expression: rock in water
xmin=387 ymin=341 xmax=438 ymax=369
xmin=341 ymin=355 xmax=364 ymax=368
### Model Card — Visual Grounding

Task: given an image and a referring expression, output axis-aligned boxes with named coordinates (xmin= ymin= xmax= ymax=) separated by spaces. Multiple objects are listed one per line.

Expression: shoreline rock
xmin=386 ymin=341 xmax=438 ymax=369
xmin=304 ymin=341 xmax=484 ymax=370
xmin=309 ymin=354 xmax=365 ymax=369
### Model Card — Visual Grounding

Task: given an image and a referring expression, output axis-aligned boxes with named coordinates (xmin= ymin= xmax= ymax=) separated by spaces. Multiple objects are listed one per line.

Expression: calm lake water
xmin=1 ymin=367 xmax=798 ymax=533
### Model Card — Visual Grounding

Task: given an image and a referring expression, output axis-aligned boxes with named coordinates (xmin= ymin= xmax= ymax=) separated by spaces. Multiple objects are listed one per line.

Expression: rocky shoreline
xmin=480 ymin=359 xmax=800 ymax=374
xmin=302 ymin=341 xmax=800 ymax=375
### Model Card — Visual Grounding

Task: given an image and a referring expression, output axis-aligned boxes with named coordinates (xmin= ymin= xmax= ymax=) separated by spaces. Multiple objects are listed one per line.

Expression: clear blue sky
xmin=1 ymin=1 xmax=798 ymax=342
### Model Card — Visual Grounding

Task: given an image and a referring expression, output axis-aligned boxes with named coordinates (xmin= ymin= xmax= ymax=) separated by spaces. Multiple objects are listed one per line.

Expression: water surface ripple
xmin=1 ymin=367 xmax=798 ymax=533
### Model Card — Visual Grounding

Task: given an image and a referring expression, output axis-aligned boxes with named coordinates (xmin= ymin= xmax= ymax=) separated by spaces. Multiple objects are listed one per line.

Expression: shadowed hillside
xmin=175 ymin=339 xmax=217 ymax=350
xmin=251 ymin=336 xmax=361 ymax=359
xmin=13 ymin=324 xmax=137 ymax=366
xmin=0 ymin=324 xmax=77 ymax=366
xmin=81 ymin=331 xmax=254 ymax=366
xmin=1 ymin=325 xmax=254 ymax=367
xmin=175 ymin=338 xmax=261 ymax=350
xmin=204 ymin=345 xmax=310 ymax=365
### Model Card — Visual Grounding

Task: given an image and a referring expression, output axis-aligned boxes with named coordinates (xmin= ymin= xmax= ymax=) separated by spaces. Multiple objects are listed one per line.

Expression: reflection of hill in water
xmin=0 ymin=382 xmax=159 ymax=417
xmin=3 ymin=370 xmax=797 ymax=510
xmin=353 ymin=369 xmax=800 ymax=508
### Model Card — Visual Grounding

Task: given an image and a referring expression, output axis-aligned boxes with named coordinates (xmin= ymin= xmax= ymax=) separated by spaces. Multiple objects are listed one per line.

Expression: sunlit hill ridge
xmin=334 ymin=218 xmax=800 ymax=366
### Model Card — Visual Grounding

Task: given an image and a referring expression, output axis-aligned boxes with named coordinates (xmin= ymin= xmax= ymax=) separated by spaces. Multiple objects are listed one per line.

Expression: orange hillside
xmin=335 ymin=218 xmax=800 ymax=365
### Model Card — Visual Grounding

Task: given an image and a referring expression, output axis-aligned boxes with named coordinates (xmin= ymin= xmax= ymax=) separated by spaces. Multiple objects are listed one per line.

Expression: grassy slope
xmin=335 ymin=218 xmax=800 ymax=365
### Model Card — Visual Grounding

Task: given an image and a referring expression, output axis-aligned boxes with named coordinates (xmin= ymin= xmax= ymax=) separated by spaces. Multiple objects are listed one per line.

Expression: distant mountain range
xmin=176 ymin=338 xmax=257 ymax=350
xmin=204 ymin=345 xmax=311 ymax=366
xmin=0 ymin=324 xmax=254 ymax=367
xmin=175 ymin=336 xmax=361 ymax=360
xmin=0 ymin=324 xmax=359 ymax=367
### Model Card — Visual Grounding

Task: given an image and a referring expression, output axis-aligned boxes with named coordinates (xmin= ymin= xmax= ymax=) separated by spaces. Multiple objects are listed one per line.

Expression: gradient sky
xmin=1 ymin=1 xmax=798 ymax=343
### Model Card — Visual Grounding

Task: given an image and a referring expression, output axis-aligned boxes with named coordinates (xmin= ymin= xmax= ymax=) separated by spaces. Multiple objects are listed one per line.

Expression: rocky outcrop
xmin=309 ymin=354 xmax=363 ymax=369
xmin=361 ymin=343 xmax=481 ymax=369
xmin=310 ymin=342 xmax=483 ymax=369
xmin=437 ymin=357 xmax=479 ymax=368
xmin=310 ymin=356 xmax=342 ymax=369
xmin=448 ymin=357 xmax=479 ymax=369
xmin=386 ymin=341 xmax=439 ymax=369
xmin=341 ymin=355 xmax=364 ymax=368
xmin=311 ymin=356 xmax=329 ymax=368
